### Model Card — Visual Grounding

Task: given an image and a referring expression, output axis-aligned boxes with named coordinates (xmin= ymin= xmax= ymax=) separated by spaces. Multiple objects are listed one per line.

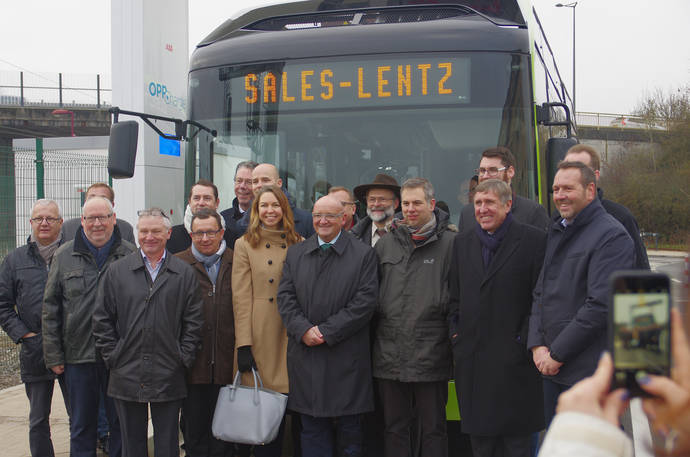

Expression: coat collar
xmin=305 ymin=230 xmax=349 ymax=256
xmin=480 ymin=221 xmax=522 ymax=286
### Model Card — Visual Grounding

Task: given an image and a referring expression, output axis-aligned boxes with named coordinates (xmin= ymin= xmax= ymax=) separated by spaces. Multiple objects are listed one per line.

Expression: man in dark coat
xmin=449 ymin=180 xmax=545 ymax=457
xmin=277 ymin=195 xmax=378 ymax=457
xmin=93 ymin=208 xmax=203 ymax=457
xmin=61 ymin=182 xmax=135 ymax=244
xmin=219 ymin=160 xmax=257 ymax=249
xmin=458 ymin=147 xmax=550 ymax=233
xmin=0 ymin=199 xmax=70 ymax=457
xmin=231 ymin=163 xmax=315 ymax=241
xmin=176 ymin=208 xmax=234 ymax=457
xmin=350 ymin=174 xmax=400 ymax=247
xmin=43 ymin=196 xmax=134 ymax=457
xmin=168 ymin=179 xmax=237 ymax=254
xmin=527 ymin=162 xmax=634 ymax=427
xmin=564 ymin=144 xmax=650 ymax=270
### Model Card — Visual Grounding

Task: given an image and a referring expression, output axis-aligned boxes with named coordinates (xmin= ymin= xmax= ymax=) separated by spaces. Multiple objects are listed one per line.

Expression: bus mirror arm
xmin=536 ymin=102 xmax=573 ymax=138
xmin=108 ymin=107 xmax=217 ymax=141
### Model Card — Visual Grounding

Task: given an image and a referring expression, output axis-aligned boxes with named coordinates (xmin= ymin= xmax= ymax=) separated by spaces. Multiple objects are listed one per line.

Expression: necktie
xmin=320 ymin=243 xmax=332 ymax=251
xmin=376 ymin=228 xmax=387 ymax=237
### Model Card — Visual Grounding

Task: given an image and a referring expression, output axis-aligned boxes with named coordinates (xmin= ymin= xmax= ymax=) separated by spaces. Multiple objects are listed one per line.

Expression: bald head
xmin=252 ymin=163 xmax=283 ymax=196
xmin=313 ymin=195 xmax=345 ymax=243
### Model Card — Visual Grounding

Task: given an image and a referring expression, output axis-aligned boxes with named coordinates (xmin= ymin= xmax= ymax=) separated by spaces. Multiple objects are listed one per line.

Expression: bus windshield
xmin=188 ymin=51 xmax=536 ymax=222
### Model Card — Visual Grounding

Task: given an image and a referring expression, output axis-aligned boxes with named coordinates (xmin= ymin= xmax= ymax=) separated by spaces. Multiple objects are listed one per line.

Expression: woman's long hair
xmin=244 ymin=185 xmax=301 ymax=248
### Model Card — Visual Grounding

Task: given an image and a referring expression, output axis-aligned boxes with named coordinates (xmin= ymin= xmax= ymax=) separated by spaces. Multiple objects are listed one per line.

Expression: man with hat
xmin=351 ymin=174 xmax=400 ymax=247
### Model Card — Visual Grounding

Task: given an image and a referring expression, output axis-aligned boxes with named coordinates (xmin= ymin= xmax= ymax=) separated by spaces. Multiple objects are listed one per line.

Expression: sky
xmin=0 ymin=0 xmax=687 ymax=114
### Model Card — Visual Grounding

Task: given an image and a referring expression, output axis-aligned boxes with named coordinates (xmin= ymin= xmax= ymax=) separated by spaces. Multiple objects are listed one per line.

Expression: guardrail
xmin=576 ymin=111 xmax=667 ymax=130
xmin=0 ymin=71 xmax=111 ymax=108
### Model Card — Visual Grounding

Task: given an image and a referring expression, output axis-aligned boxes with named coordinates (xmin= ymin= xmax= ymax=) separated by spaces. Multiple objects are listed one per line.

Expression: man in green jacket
xmin=42 ymin=196 xmax=135 ymax=457
xmin=373 ymin=178 xmax=455 ymax=457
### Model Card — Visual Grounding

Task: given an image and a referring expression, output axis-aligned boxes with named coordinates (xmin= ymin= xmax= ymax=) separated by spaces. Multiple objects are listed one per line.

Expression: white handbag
xmin=211 ymin=368 xmax=288 ymax=445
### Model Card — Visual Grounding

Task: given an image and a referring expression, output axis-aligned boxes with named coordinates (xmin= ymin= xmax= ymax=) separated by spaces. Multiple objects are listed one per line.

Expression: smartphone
xmin=609 ymin=270 xmax=672 ymax=397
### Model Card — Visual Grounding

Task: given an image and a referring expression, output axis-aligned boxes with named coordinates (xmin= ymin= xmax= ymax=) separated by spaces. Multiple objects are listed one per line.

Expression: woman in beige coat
xmin=232 ymin=185 xmax=302 ymax=456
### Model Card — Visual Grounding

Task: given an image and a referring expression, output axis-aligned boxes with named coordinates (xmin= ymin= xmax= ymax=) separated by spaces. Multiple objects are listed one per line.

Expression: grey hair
xmin=474 ymin=179 xmax=513 ymax=204
xmin=136 ymin=207 xmax=172 ymax=229
xmin=32 ymin=199 xmax=62 ymax=218
xmin=401 ymin=177 xmax=434 ymax=202
xmin=82 ymin=196 xmax=113 ymax=215
xmin=235 ymin=160 xmax=258 ymax=177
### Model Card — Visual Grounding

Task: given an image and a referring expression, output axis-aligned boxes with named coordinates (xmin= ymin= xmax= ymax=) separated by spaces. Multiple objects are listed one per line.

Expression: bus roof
xmin=191 ymin=2 xmax=529 ymax=72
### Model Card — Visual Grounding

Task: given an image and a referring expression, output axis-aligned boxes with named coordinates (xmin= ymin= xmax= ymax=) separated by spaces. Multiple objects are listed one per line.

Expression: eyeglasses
xmin=366 ymin=197 xmax=394 ymax=205
xmin=312 ymin=212 xmax=343 ymax=221
xmin=137 ymin=209 xmax=169 ymax=219
xmin=30 ymin=217 xmax=61 ymax=224
xmin=190 ymin=229 xmax=221 ymax=240
xmin=474 ymin=167 xmax=507 ymax=177
xmin=83 ymin=214 xmax=113 ymax=224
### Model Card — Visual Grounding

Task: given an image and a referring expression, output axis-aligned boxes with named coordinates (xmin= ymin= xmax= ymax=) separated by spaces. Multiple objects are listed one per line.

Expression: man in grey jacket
xmin=0 ymin=199 xmax=70 ymax=457
xmin=373 ymin=178 xmax=455 ymax=457
xmin=527 ymin=161 xmax=634 ymax=427
xmin=93 ymin=208 xmax=203 ymax=457
xmin=43 ymin=196 xmax=135 ymax=457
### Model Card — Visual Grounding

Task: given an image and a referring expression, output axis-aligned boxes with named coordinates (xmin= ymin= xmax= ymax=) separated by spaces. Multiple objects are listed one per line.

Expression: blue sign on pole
xmin=159 ymin=136 xmax=180 ymax=156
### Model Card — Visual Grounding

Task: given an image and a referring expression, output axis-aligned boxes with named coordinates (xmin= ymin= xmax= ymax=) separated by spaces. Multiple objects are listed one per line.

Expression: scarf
xmin=81 ymin=229 xmax=115 ymax=270
xmin=31 ymin=232 xmax=62 ymax=266
xmin=475 ymin=211 xmax=513 ymax=268
xmin=392 ymin=213 xmax=437 ymax=245
xmin=192 ymin=239 xmax=226 ymax=285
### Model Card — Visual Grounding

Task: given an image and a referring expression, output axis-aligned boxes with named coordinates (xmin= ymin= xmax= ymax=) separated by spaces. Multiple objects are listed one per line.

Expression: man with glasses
xmin=169 ymin=179 xmax=236 ymax=254
xmin=351 ymin=174 xmax=401 ymax=247
xmin=43 ymin=196 xmax=135 ymax=457
xmin=93 ymin=208 xmax=203 ymax=457
xmin=328 ymin=186 xmax=358 ymax=230
xmin=61 ymin=182 xmax=135 ymax=244
xmin=176 ymin=208 xmax=234 ymax=457
xmin=278 ymin=195 xmax=378 ymax=457
xmin=0 ymin=199 xmax=71 ymax=457
xmin=458 ymin=147 xmax=550 ymax=233
xmin=373 ymin=178 xmax=455 ymax=457
xmin=220 ymin=161 xmax=257 ymax=248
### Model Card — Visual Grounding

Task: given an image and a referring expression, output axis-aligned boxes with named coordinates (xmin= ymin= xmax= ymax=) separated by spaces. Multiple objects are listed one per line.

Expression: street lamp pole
xmin=556 ymin=2 xmax=577 ymax=119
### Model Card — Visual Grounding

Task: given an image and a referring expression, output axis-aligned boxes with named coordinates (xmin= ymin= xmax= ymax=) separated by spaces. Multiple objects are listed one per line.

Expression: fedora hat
xmin=353 ymin=174 xmax=400 ymax=203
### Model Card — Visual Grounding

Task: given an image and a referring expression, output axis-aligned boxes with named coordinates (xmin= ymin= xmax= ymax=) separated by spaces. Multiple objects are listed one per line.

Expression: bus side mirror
xmin=108 ymin=121 xmax=139 ymax=179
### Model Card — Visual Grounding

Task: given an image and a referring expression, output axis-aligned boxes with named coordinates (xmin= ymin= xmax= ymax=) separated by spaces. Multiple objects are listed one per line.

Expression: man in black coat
xmin=0 ymin=199 xmax=70 ymax=457
xmin=527 ymin=162 xmax=634 ymax=427
xmin=564 ymin=144 xmax=650 ymax=270
xmin=278 ymin=195 xmax=378 ymax=457
xmin=449 ymin=180 xmax=545 ymax=457
xmin=458 ymin=147 xmax=550 ymax=233
xmin=167 ymin=179 xmax=236 ymax=254
xmin=219 ymin=160 xmax=257 ymax=248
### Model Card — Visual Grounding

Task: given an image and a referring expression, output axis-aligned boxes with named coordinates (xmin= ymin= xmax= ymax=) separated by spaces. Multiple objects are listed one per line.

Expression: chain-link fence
xmin=0 ymin=143 xmax=109 ymax=381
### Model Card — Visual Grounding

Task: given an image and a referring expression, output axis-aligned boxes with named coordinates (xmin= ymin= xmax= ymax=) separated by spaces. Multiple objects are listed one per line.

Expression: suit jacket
xmin=448 ymin=220 xmax=546 ymax=435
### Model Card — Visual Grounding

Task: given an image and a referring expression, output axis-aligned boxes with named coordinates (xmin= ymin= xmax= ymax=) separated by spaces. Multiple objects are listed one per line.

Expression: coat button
xmin=269 ymin=297 xmax=274 ymax=302
xmin=208 ymin=291 xmax=213 ymax=297
xmin=281 ymin=233 xmax=286 ymax=238
xmin=268 ymin=260 xmax=272 ymax=265
xmin=269 ymin=278 xmax=274 ymax=283
xmin=266 ymin=243 xmax=271 ymax=248
xmin=281 ymin=244 xmax=286 ymax=249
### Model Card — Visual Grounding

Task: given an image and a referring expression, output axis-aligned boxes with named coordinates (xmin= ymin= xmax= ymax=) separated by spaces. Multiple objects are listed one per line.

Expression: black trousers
xmin=24 ymin=375 xmax=70 ymax=457
xmin=182 ymin=384 xmax=231 ymax=457
xmin=470 ymin=434 xmax=532 ymax=457
xmin=114 ymin=398 xmax=182 ymax=457
xmin=376 ymin=378 xmax=448 ymax=457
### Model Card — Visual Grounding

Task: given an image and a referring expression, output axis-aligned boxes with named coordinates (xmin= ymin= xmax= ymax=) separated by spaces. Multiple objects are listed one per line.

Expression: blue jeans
xmin=301 ymin=414 xmax=363 ymax=457
xmin=64 ymin=362 xmax=121 ymax=457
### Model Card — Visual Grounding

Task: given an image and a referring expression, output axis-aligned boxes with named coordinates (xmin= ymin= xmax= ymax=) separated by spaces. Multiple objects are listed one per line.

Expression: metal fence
xmin=0 ymin=143 xmax=109 ymax=374
xmin=0 ymin=70 xmax=111 ymax=108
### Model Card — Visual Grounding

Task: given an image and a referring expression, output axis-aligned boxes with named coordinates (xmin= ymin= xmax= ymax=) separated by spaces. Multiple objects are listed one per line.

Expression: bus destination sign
xmin=222 ymin=57 xmax=470 ymax=112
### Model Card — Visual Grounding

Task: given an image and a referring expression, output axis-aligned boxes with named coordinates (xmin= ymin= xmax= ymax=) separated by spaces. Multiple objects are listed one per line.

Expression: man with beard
xmin=458 ymin=147 xmax=550 ymax=233
xmin=351 ymin=174 xmax=400 ymax=247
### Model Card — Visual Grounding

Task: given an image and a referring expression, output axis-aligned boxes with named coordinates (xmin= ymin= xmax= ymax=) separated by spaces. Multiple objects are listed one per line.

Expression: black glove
xmin=237 ymin=346 xmax=256 ymax=373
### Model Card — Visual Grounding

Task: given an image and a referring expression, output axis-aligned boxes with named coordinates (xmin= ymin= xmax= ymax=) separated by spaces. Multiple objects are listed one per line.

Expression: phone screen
xmin=611 ymin=273 xmax=671 ymax=394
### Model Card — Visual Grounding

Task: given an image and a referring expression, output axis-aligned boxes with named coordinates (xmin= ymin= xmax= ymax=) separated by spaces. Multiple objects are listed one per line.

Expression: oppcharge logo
xmin=147 ymin=82 xmax=186 ymax=110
